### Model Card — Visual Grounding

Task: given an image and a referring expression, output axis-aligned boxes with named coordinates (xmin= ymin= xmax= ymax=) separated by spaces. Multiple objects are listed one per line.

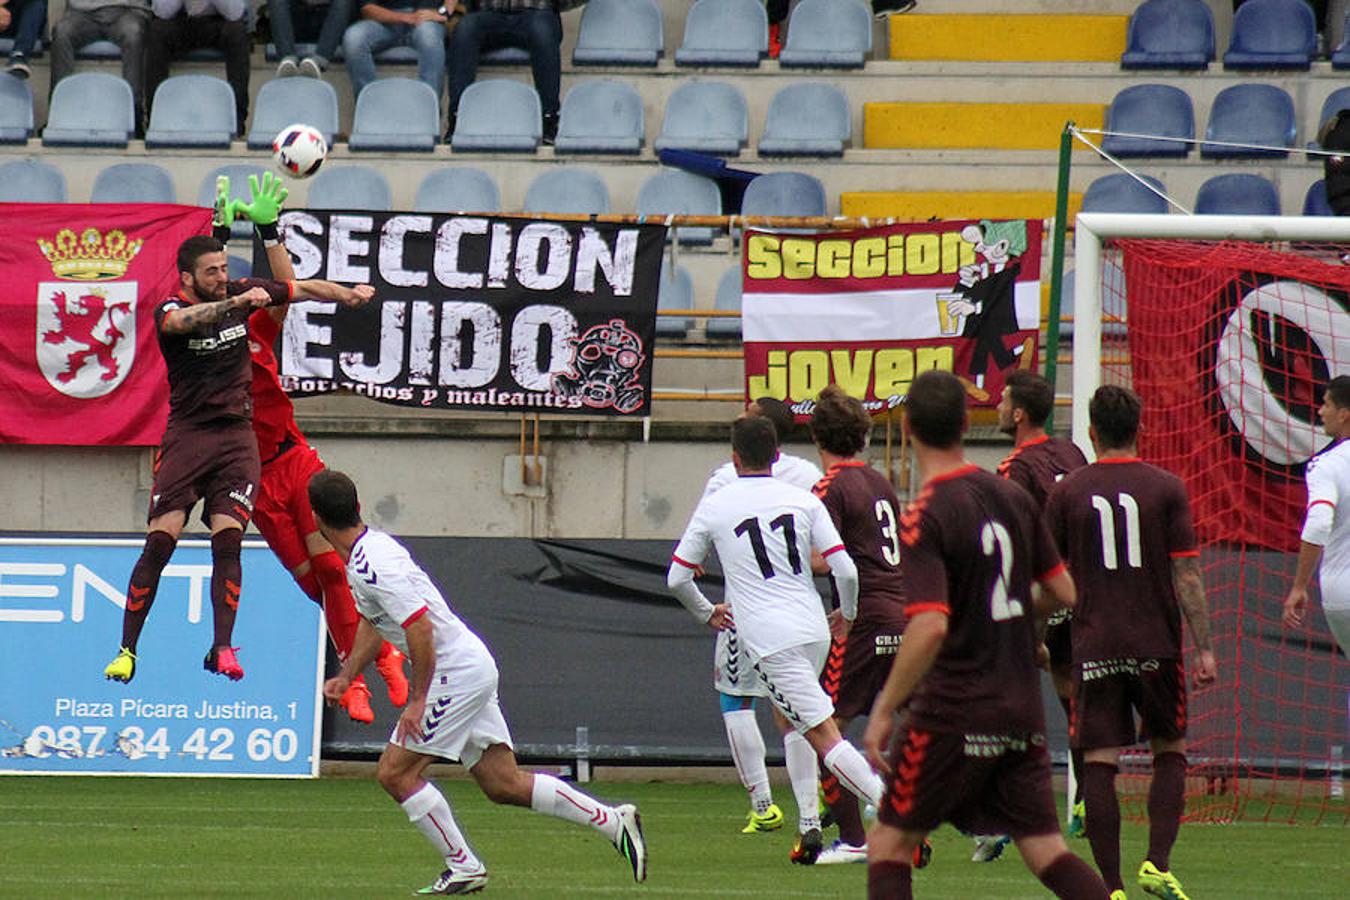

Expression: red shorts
xmin=878 ymin=727 xmax=1061 ymax=839
xmin=252 ymin=442 xmax=325 ymax=572
xmin=149 ymin=421 xmax=260 ymax=528
xmin=1071 ymin=657 xmax=1187 ymax=750
xmin=822 ymin=608 xmax=905 ymax=721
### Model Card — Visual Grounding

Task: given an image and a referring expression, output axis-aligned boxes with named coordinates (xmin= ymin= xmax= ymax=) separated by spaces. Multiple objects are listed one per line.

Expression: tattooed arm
xmin=159 ymin=288 xmax=270 ymax=335
xmin=1171 ymin=555 xmax=1218 ymax=687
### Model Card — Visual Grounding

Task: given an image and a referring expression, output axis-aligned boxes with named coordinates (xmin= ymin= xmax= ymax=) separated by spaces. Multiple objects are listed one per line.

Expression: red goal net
xmin=1097 ymin=237 xmax=1349 ymax=824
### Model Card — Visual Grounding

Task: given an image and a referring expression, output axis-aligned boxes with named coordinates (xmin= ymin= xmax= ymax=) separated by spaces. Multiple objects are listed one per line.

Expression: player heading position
xmin=1285 ymin=374 xmax=1350 ymax=658
xmin=700 ymin=398 xmax=825 ymax=842
xmin=1045 ymin=385 xmax=1217 ymax=900
xmin=669 ymin=415 xmax=885 ymax=865
xmin=104 ymin=216 xmax=373 ymax=685
xmin=309 ymin=469 xmax=647 ymax=895
xmin=997 ymin=370 xmax=1090 ymax=845
xmin=863 ymin=370 xmax=1108 ymax=900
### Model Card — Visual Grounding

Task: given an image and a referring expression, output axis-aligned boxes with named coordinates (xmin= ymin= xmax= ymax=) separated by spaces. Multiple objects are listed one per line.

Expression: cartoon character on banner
xmin=553 ymin=318 xmax=647 ymax=413
xmin=940 ymin=220 xmax=1036 ymax=401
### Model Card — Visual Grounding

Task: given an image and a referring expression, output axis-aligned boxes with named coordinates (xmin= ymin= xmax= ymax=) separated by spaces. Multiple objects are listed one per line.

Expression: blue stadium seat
xmin=1194 ymin=173 xmax=1280 ymax=216
xmin=227 ymin=255 xmax=252 ymax=280
xmin=1223 ymin=0 xmax=1315 ymax=70
xmin=1334 ymin=14 xmax=1350 ymax=68
xmin=555 ymin=80 xmax=644 ymax=155
xmin=778 ymin=0 xmax=871 ymax=69
xmin=145 ymin=75 xmax=236 ymax=148
xmin=654 ymin=80 xmax=748 ymax=156
xmin=656 ymin=262 xmax=694 ymax=339
xmin=42 ymin=73 xmax=135 ymax=147
xmin=573 ymin=0 xmax=663 ymax=66
xmin=1309 ymin=87 xmax=1350 ymax=149
xmin=91 ymin=163 xmax=176 ymax=204
xmin=451 ymin=79 xmax=541 ymax=152
xmin=415 ymin=167 xmax=501 ymax=213
xmin=1120 ymin=0 xmax=1214 ymax=69
xmin=198 ymin=165 xmax=265 ymax=238
xmin=1303 ymin=179 xmax=1334 ymax=216
xmin=0 ymin=73 xmax=33 ymax=143
xmin=675 ymin=0 xmax=766 ymax=67
xmin=0 ymin=37 xmax=42 ymax=57
xmin=705 ymin=265 xmax=743 ymax=339
xmin=76 ymin=40 xmax=122 ymax=60
xmin=0 ymin=159 xmax=67 ymax=202
xmin=741 ymin=171 xmax=827 ymax=218
xmin=247 ymin=77 xmax=340 ymax=150
xmin=1080 ymin=174 xmax=1169 ymax=214
xmin=350 ymin=78 xmax=441 ymax=152
xmin=523 ymin=167 xmax=611 ymax=214
xmin=757 ymin=82 xmax=850 ymax=157
xmin=1200 ymin=83 xmax=1295 ymax=159
xmin=635 ymin=170 xmax=721 ymax=245
xmin=1100 ymin=84 xmax=1193 ymax=158
xmin=305 ymin=165 xmax=393 ymax=211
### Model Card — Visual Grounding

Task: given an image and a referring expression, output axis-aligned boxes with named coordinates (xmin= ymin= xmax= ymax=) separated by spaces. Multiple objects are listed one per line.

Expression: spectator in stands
xmin=49 ymin=0 xmax=153 ymax=130
xmin=145 ymin=0 xmax=251 ymax=135
xmin=342 ymin=0 xmax=447 ymax=100
xmin=0 ymin=0 xmax=47 ymax=78
xmin=764 ymin=0 xmax=785 ymax=59
xmin=269 ymin=0 xmax=354 ymax=77
xmin=445 ymin=0 xmax=583 ymax=146
xmin=873 ymin=0 xmax=915 ymax=17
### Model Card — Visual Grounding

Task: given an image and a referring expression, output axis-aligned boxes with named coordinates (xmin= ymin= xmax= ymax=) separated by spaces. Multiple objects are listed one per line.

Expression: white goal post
xmin=1071 ymin=212 xmax=1350 ymax=452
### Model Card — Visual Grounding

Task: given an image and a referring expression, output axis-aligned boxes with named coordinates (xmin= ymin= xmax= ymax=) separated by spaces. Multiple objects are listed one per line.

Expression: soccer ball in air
xmin=272 ymin=124 xmax=328 ymax=179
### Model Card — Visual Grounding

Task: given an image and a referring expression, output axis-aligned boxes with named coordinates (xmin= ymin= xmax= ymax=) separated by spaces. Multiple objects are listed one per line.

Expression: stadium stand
xmin=1080 ymin=173 xmax=1169 ymax=214
xmin=227 ymin=254 xmax=252 ymax=278
xmin=1194 ymin=172 xmax=1281 ymax=215
xmin=777 ymin=0 xmax=871 ymax=69
xmin=144 ymin=74 xmax=237 ymax=149
xmin=1120 ymin=0 xmax=1215 ymax=69
xmin=572 ymin=0 xmax=663 ymax=66
xmin=247 ymin=76 xmax=340 ymax=150
xmin=1200 ymin=83 xmax=1296 ymax=158
xmin=554 ymin=79 xmax=644 ymax=155
xmin=654 ymin=79 xmax=748 ymax=156
xmin=656 ymin=261 xmax=695 ymax=339
xmin=349 ymin=77 xmax=441 ymax=152
xmin=705 ymin=264 xmax=743 ymax=340
xmin=1303 ymin=178 xmax=1334 ymax=216
xmin=757 ymin=81 xmax=850 ymax=157
xmin=741 ymin=171 xmax=827 ymax=219
xmin=0 ymin=158 xmax=66 ymax=201
xmin=450 ymin=78 xmax=541 ymax=152
xmin=675 ymin=0 xmax=766 ymax=67
xmin=42 ymin=72 xmax=135 ymax=147
xmin=305 ymin=164 xmax=393 ymax=210
xmin=91 ymin=162 xmax=177 ymax=204
xmin=523 ymin=166 xmax=610 ymax=214
xmin=414 ymin=166 xmax=501 ymax=214
xmin=1100 ymin=83 xmax=1193 ymax=158
xmin=634 ymin=168 xmax=720 ymax=245
xmin=0 ymin=72 xmax=32 ymax=143
xmin=1223 ymin=0 xmax=1317 ymax=70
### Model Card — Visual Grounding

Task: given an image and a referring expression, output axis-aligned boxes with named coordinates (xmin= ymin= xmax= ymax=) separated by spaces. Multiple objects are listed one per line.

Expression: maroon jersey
xmin=1044 ymin=458 xmax=1199 ymax=663
xmin=154 ymin=279 xmax=292 ymax=428
xmin=998 ymin=435 xmax=1088 ymax=514
xmin=813 ymin=460 xmax=905 ymax=612
xmin=899 ymin=465 xmax=1065 ymax=735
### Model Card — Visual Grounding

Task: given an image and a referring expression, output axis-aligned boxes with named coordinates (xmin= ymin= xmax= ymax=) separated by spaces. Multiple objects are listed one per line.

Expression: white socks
xmin=723 ymin=708 xmax=773 ymax=812
xmin=823 ymin=740 xmax=883 ymax=808
xmin=530 ymin=773 xmax=621 ymax=843
xmin=401 ymin=783 xmax=482 ymax=872
xmin=783 ymin=730 xmax=821 ymax=831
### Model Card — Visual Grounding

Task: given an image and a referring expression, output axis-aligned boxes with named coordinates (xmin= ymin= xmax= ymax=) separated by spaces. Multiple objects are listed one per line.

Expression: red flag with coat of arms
xmin=0 ymin=203 xmax=211 ymax=445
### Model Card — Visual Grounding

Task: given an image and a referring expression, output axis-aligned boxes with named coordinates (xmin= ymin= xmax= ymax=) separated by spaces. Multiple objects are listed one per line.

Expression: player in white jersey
xmin=1286 ymin=376 xmax=1350 ymax=658
xmin=668 ymin=415 xmax=886 ymax=864
xmin=700 ymin=399 xmax=826 ymax=844
xmin=308 ymin=469 xmax=648 ymax=895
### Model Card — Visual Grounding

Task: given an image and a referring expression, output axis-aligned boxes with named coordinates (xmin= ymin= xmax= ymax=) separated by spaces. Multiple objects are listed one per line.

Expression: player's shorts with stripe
xmin=714 ymin=625 xmax=767 ymax=698
xmin=252 ymin=441 xmax=325 ymax=572
xmin=877 ymin=727 xmax=1060 ymax=839
xmin=394 ymin=643 xmax=513 ymax=769
xmin=1071 ymin=657 xmax=1186 ymax=750
xmin=752 ymin=640 xmax=833 ymax=733
xmin=148 ymin=420 xmax=260 ymax=528
xmin=821 ymin=608 xmax=904 ymax=721
xmin=1044 ymin=611 xmax=1073 ymax=669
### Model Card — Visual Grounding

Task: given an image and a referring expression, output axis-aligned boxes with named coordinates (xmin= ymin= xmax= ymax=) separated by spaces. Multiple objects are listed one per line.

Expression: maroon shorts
xmin=822 ymin=608 xmax=905 ymax=721
xmin=1071 ymin=657 xmax=1187 ymax=750
xmin=878 ymin=727 xmax=1061 ymax=839
xmin=1044 ymin=614 xmax=1073 ymax=670
xmin=149 ymin=420 xmax=260 ymax=528
xmin=253 ymin=442 xmax=325 ymax=572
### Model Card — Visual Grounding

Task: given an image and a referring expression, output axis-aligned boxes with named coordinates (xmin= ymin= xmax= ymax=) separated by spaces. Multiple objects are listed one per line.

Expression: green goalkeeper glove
xmin=211 ymin=175 xmax=235 ymax=229
xmin=235 ymin=172 xmax=289 ymax=227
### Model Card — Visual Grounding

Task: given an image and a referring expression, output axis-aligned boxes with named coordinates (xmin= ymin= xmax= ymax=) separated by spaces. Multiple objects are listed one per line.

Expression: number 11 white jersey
xmin=673 ymin=474 xmax=845 ymax=661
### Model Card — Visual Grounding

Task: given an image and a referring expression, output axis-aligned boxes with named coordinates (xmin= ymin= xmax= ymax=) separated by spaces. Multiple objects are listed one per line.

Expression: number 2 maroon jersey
xmin=813 ymin=460 xmax=904 ymax=610
xmin=1043 ymin=458 xmax=1199 ymax=663
xmin=899 ymin=465 xmax=1065 ymax=735
xmin=998 ymin=435 xmax=1088 ymax=513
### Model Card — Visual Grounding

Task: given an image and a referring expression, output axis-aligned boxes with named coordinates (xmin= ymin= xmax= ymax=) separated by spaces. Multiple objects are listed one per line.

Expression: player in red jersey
xmin=996 ymin=370 xmax=1090 ymax=845
xmin=239 ymin=173 xmax=409 ymax=721
xmin=1044 ymin=386 xmax=1216 ymax=900
xmin=863 ymin=370 xmax=1108 ymax=900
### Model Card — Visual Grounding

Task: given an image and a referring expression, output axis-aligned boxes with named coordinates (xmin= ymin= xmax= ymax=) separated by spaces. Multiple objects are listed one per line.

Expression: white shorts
xmin=1324 ymin=606 xmax=1350 ymax=660
xmin=392 ymin=651 xmax=514 ymax=769
xmin=714 ymin=625 xmax=767 ymax=697
xmin=751 ymin=640 xmax=833 ymax=733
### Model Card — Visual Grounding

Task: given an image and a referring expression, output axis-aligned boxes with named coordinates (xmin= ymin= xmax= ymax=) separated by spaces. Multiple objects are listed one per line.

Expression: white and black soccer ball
xmin=272 ymin=123 xmax=328 ymax=179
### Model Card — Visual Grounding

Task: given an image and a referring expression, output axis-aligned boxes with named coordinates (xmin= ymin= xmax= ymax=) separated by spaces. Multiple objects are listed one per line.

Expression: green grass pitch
xmin=0 ymin=776 xmax=1342 ymax=898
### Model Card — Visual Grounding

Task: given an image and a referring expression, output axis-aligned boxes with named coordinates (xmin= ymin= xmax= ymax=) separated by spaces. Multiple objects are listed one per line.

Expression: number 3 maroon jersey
xmin=998 ymin=435 xmax=1088 ymax=514
xmin=813 ymin=460 xmax=905 ymax=610
xmin=1044 ymin=458 xmax=1199 ymax=663
xmin=899 ymin=465 xmax=1065 ymax=735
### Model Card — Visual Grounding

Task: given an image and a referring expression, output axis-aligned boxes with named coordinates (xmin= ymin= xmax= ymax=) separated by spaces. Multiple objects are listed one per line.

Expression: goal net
xmin=1072 ymin=213 xmax=1349 ymax=825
